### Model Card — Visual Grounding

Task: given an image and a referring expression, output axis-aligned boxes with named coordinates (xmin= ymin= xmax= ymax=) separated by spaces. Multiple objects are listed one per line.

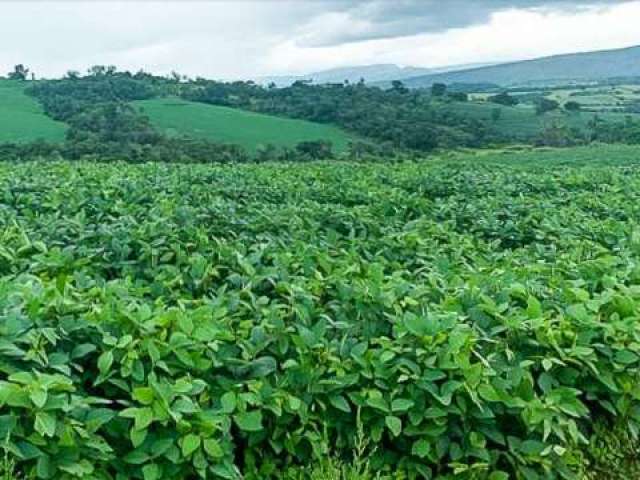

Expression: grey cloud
xmin=296 ymin=0 xmax=621 ymax=46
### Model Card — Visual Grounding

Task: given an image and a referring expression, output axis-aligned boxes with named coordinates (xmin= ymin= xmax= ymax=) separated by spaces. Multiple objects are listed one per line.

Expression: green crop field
xmin=0 ymin=80 xmax=66 ymax=143
xmin=442 ymin=101 xmax=636 ymax=138
xmin=2 ymin=145 xmax=640 ymax=479
xmin=134 ymin=98 xmax=354 ymax=153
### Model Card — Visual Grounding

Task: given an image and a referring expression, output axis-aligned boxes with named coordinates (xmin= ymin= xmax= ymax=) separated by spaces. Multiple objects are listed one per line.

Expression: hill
xmin=0 ymin=80 xmax=66 ymax=143
xmin=402 ymin=44 xmax=640 ymax=88
xmin=134 ymin=98 xmax=354 ymax=153
xmin=257 ymin=62 xmax=490 ymax=87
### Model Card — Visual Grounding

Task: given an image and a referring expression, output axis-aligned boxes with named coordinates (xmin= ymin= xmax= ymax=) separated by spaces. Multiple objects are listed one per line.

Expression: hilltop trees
xmin=535 ymin=97 xmax=560 ymax=115
xmin=431 ymin=82 xmax=447 ymax=97
xmin=488 ymin=92 xmax=519 ymax=106
xmin=182 ymin=79 xmax=492 ymax=151
xmin=8 ymin=64 xmax=30 ymax=81
xmin=565 ymin=100 xmax=582 ymax=112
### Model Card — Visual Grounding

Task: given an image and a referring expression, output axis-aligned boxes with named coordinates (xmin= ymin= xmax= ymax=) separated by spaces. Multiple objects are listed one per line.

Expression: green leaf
xmin=366 ymin=396 xmax=389 ymax=413
xmin=30 ymin=389 xmax=48 ymax=409
xmin=412 ymin=439 xmax=431 ymax=458
xmin=234 ymin=411 xmax=263 ymax=432
xmin=203 ymin=439 xmax=224 ymax=458
xmin=385 ymin=416 xmax=402 ymax=437
xmin=220 ymin=392 xmax=237 ymax=414
xmin=34 ymin=412 xmax=56 ymax=438
xmin=133 ymin=387 xmax=154 ymax=405
xmin=615 ymin=350 xmax=638 ymax=365
xmin=133 ymin=407 xmax=153 ymax=431
xmin=329 ymin=395 xmax=351 ymax=413
xmin=36 ymin=454 xmax=54 ymax=479
xmin=488 ymin=473 xmax=510 ymax=480
xmin=391 ymin=398 xmax=415 ymax=412
xmin=181 ymin=434 xmax=201 ymax=457
xmin=403 ymin=312 xmax=437 ymax=336
xmin=97 ymin=351 xmax=114 ymax=375
xmin=71 ymin=343 xmax=96 ymax=359
xmin=478 ymin=384 xmax=501 ymax=402
xmin=142 ymin=464 xmax=161 ymax=480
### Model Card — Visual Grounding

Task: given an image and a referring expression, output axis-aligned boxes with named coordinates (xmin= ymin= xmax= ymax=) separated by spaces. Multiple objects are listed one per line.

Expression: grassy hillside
xmin=134 ymin=98 xmax=354 ymax=153
xmin=0 ymin=80 xmax=67 ymax=143
xmin=403 ymin=44 xmax=640 ymax=88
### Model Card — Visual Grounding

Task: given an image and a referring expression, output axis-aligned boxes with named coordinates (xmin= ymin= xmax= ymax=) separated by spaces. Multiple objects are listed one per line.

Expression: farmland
xmin=445 ymin=92 xmax=639 ymax=140
xmin=2 ymin=145 xmax=640 ymax=479
xmin=0 ymin=80 xmax=66 ymax=144
xmin=134 ymin=98 xmax=354 ymax=153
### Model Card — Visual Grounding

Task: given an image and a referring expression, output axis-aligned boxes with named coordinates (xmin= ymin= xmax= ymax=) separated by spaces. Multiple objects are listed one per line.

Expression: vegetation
xmin=0 ymin=80 xmax=66 ymax=144
xmin=535 ymin=98 xmax=560 ymax=115
xmin=0 ymin=66 xmax=637 ymax=161
xmin=2 ymin=145 xmax=640 ymax=479
xmin=180 ymin=78 xmax=493 ymax=151
xmin=134 ymin=98 xmax=354 ymax=153
xmin=487 ymin=92 xmax=519 ymax=107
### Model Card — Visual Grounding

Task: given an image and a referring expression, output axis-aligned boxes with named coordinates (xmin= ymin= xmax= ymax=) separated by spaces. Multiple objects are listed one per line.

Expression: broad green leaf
xmin=412 ymin=439 xmax=431 ymax=458
xmin=385 ymin=416 xmax=402 ymax=437
xmin=181 ymin=434 xmax=201 ymax=457
xmin=234 ymin=411 xmax=263 ymax=432
xmin=34 ymin=412 xmax=56 ymax=438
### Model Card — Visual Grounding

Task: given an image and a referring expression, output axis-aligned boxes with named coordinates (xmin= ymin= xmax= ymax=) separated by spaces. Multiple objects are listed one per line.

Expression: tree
xmin=491 ymin=108 xmax=502 ymax=123
xmin=448 ymin=92 xmax=468 ymax=102
xmin=295 ymin=140 xmax=333 ymax=160
xmin=431 ymin=83 xmax=447 ymax=97
xmin=8 ymin=64 xmax=29 ymax=81
xmin=488 ymin=92 xmax=519 ymax=107
xmin=565 ymin=101 xmax=582 ymax=112
xmin=391 ymin=80 xmax=408 ymax=94
xmin=535 ymin=98 xmax=560 ymax=115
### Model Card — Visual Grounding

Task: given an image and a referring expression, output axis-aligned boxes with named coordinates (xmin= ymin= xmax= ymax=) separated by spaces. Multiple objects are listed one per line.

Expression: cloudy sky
xmin=1 ymin=0 xmax=639 ymax=80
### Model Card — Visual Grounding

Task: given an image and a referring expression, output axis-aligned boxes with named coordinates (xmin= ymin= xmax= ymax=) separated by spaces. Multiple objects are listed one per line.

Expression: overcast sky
xmin=1 ymin=0 xmax=639 ymax=80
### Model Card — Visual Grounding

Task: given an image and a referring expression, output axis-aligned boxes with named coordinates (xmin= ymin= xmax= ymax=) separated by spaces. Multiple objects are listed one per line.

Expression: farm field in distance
xmin=0 ymin=80 xmax=67 ymax=143
xmin=2 ymin=145 xmax=640 ymax=479
xmin=134 ymin=98 xmax=355 ymax=153
xmin=451 ymin=86 xmax=640 ymax=139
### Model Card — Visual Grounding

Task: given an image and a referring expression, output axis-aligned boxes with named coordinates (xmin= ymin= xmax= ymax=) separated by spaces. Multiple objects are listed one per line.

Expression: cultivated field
xmin=0 ymin=80 xmax=66 ymax=143
xmin=443 ymin=101 xmax=635 ymax=139
xmin=134 ymin=98 xmax=354 ymax=153
xmin=2 ymin=145 xmax=640 ymax=479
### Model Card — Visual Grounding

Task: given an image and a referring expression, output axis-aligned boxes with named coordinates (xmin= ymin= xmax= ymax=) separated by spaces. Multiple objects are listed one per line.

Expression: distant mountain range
xmin=400 ymin=44 xmax=640 ymax=88
xmin=256 ymin=63 xmax=491 ymax=87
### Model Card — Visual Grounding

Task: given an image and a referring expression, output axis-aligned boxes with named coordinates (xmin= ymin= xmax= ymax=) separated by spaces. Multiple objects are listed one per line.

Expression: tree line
xmin=4 ymin=64 xmax=640 ymax=161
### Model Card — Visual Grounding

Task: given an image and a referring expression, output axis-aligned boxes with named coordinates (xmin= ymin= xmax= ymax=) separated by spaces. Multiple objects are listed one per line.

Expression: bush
xmin=487 ymin=92 xmax=519 ymax=107
xmin=535 ymin=98 xmax=560 ymax=115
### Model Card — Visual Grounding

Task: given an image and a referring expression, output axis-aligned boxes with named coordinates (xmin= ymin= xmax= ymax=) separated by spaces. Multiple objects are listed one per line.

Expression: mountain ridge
xmin=400 ymin=44 xmax=640 ymax=88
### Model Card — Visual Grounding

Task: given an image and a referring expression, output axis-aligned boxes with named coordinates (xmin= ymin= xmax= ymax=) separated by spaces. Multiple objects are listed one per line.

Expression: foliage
xmin=487 ymin=92 xmax=519 ymax=107
xmin=574 ymin=422 xmax=640 ymax=480
xmin=180 ymin=78 xmax=493 ymax=151
xmin=564 ymin=102 xmax=582 ymax=112
xmin=431 ymin=83 xmax=447 ymax=97
xmin=535 ymin=98 xmax=560 ymax=115
xmin=7 ymin=66 xmax=29 ymax=82
xmin=2 ymin=146 xmax=640 ymax=479
xmin=133 ymin=98 xmax=354 ymax=154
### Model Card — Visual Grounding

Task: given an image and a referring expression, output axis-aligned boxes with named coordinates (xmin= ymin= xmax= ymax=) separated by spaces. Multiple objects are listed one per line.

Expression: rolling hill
xmin=0 ymin=80 xmax=66 ymax=143
xmin=134 ymin=98 xmax=354 ymax=153
xmin=258 ymin=63 xmax=491 ymax=87
xmin=402 ymin=44 xmax=640 ymax=88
